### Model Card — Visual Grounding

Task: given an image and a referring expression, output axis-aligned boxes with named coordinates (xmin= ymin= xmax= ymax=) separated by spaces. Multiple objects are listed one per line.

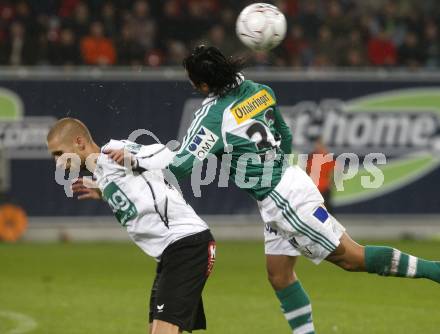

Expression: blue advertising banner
xmin=1 ymin=72 xmax=439 ymax=216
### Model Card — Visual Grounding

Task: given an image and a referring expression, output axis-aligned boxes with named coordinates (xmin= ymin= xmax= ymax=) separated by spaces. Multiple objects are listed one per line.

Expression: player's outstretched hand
xmin=72 ymin=177 xmax=102 ymax=200
xmin=103 ymin=148 xmax=134 ymax=167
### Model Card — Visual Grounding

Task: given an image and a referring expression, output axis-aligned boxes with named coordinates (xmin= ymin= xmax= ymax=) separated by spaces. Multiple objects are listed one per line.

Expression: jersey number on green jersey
xmin=245 ymin=108 xmax=279 ymax=162
xmin=246 ymin=109 xmax=276 ymax=148
xmin=103 ymin=182 xmax=137 ymax=226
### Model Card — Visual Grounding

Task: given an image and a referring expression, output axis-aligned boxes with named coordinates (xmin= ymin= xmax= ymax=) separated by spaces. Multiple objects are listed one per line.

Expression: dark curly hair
xmin=183 ymin=45 xmax=245 ymax=96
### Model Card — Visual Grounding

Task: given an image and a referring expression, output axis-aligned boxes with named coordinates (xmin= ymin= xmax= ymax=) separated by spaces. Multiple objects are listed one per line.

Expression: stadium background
xmin=1 ymin=1 xmax=440 ymax=334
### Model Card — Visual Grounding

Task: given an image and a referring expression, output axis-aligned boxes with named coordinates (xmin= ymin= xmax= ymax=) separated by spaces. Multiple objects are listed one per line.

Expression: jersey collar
xmin=202 ymin=73 xmax=245 ymax=105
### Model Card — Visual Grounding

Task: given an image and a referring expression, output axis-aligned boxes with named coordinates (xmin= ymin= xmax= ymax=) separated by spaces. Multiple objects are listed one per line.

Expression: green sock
xmin=365 ymin=246 xmax=440 ymax=283
xmin=275 ymin=281 xmax=315 ymax=334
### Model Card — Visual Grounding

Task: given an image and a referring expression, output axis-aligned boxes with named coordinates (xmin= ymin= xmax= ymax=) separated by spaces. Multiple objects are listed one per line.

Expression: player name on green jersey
xmin=231 ymin=89 xmax=275 ymax=124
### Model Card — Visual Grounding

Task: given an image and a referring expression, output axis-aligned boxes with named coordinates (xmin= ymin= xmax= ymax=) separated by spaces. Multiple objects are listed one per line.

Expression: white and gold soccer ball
xmin=236 ymin=3 xmax=287 ymax=51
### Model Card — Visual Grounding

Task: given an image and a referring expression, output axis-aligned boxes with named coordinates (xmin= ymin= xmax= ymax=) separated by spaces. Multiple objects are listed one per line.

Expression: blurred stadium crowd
xmin=0 ymin=0 xmax=439 ymax=69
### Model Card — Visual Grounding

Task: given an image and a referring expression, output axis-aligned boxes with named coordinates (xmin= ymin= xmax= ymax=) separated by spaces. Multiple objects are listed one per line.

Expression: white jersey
xmin=94 ymin=139 xmax=209 ymax=260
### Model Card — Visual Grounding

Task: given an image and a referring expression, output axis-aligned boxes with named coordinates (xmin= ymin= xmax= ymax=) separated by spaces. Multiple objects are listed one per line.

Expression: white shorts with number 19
xmin=258 ymin=166 xmax=345 ymax=264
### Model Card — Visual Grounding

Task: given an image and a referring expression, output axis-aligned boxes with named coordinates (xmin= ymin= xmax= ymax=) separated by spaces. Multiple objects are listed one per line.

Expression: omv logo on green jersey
xmin=187 ymin=126 xmax=219 ymax=161
xmin=284 ymin=88 xmax=440 ymax=206
xmin=0 ymin=87 xmax=56 ymax=159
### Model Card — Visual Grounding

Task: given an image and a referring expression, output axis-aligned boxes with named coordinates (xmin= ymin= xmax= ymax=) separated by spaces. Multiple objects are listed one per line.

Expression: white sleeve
xmin=135 ymin=143 xmax=176 ymax=170
xmin=101 ymin=139 xmax=125 ymax=152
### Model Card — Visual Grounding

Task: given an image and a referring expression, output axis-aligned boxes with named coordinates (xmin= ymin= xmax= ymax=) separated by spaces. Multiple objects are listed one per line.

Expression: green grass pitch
xmin=1 ymin=240 xmax=439 ymax=333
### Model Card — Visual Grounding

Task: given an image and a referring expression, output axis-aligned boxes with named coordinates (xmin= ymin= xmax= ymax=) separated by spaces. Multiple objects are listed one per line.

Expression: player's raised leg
xmin=326 ymin=232 xmax=440 ymax=283
xmin=260 ymin=165 xmax=440 ymax=285
xmin=265 ymin=228 xmax=316 ymax=334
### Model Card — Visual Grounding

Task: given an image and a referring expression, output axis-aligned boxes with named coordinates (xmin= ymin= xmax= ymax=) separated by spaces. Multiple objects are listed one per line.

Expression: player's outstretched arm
xmin=72 ymin=177 xmax=102 ymax=200
xmin=104 ymin=144 xmax=175 ymax=170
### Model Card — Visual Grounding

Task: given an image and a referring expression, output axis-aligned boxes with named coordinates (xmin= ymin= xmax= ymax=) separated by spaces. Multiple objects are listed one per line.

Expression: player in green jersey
xmin=102 ymin=46 xmax=440 ymax=334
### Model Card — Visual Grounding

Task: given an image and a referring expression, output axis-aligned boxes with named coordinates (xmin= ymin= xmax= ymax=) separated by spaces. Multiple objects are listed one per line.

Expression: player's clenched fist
xmin=72 ymin=177 xmax=102 ymax=200
xmin=103 ymin=148 xmax=136 ymax=167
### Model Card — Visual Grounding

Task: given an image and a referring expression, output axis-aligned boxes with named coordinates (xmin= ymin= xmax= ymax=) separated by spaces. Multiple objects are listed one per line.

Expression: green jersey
xmin=169 ymin=78 xmax=293 ymax=200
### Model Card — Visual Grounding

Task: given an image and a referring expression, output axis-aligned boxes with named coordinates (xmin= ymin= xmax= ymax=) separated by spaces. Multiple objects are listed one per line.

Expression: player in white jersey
xmin=47 ymin=118 xmax=216 ymax=334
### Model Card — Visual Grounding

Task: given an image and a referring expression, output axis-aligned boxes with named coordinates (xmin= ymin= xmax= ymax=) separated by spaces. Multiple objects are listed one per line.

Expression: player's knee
xmin=337 ymin=251 xmax=366 ymax=272
xmin=338 ymin=259 xmax=362 ymax=272
xmin=327 ymin=235 xmax=366 ymax=272
xmin=267 ymin=269 xmax=297 ymax=290
xmin=327 ymin=248 xmax=366 ymax=272
xmin=151 ymin=320 xmax=180 ymax=334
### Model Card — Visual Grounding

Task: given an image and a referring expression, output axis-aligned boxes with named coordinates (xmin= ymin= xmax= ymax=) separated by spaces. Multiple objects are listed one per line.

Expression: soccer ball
xmin=236 ymin=3 xmax=287 ymax=51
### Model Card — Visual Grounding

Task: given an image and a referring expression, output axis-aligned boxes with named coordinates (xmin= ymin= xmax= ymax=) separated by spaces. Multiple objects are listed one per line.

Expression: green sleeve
xmin=262 ymin=85 xmax=293 ymax=154
xmin=274 ymin=107 xmax=293 ymax=154
xmin=169 ymin=107 xmax=224 ymax=180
